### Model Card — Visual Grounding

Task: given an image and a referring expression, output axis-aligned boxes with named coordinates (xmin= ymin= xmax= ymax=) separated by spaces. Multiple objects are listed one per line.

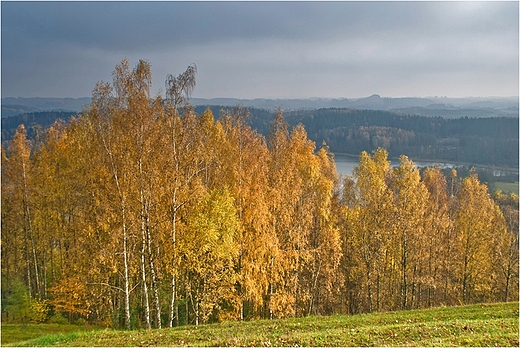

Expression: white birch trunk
xmin=140 ymin=197 xmax=151 ymax=329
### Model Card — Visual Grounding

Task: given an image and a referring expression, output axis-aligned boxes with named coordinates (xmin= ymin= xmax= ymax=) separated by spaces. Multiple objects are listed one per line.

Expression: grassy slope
xmin=1 ymin=323 xmax=100 ymax=346
xmin=3 ymin=302 xmax=519 ymax=347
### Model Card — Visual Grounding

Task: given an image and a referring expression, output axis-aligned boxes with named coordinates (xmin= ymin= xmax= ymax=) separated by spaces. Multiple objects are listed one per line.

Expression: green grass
xmin=0 ymin=323 xmax=99 ymax=346
xmin=3 ymin=302 xmax=519 ymax=347
xmin=493 ymin=181 xmax=519 ymax=195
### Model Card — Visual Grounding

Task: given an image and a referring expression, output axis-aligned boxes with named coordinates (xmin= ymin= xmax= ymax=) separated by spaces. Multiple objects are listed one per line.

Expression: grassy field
xmin=2 ymin=302 xmax=518 ymax=347
xmin=492 ymin=181 xmax=519 ymax=195
xmin=0 ymin=323 xmax=101 ymax=346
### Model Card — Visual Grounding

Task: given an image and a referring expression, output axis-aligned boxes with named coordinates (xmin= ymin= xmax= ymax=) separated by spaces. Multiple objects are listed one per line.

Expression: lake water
xmin=334 ymin=156 xmax=359 ymax=177
xmin=334 ymin=154 xmax=518 ymax=178
xmin=335 ymin=156 xmax=455 ymax=177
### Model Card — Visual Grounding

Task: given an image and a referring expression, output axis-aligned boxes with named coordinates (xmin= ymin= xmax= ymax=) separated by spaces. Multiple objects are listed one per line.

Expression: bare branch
xmin=165 ymin=64 xmax=197 ymax=108
xmin=88 ymin=282 xmax=124 ymax=293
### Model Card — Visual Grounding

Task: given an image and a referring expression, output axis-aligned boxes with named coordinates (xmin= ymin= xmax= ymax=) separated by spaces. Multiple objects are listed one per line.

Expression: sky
xmin=1 ymin=1 xmax=519 ymax=99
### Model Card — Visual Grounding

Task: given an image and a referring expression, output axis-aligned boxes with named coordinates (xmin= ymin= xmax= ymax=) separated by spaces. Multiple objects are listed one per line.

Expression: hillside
xmin=281 ymin=108 xmax=519 ymax=167
xmin=190 ymin=95 xmax=519 ymax=116
xmin=3 ymin=302 xmax=518 ymax=347
xmin=194 ymin=105 xmax=519 ymax=168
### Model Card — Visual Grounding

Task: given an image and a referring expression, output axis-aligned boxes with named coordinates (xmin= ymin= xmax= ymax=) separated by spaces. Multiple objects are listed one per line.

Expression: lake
xmin=333 ymin=154 xmax=518 ymax=178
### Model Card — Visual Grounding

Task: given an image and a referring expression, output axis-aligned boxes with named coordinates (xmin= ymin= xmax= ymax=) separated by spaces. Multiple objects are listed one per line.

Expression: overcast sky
xmin=2 ymin=1 xmax=518 ymax=99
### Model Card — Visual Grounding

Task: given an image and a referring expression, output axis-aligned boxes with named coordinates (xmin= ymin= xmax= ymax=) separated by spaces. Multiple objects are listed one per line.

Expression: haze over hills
xmin=2 ymin=95 xmax=518 ymax=118
xmin=1 ymin=97 xmax=91 ymax=117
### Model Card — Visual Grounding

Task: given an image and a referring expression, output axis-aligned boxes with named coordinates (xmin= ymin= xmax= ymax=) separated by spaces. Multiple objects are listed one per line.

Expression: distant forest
xmin=3 ymin=106 xmax=518 ymax=169
xmin=290 ymin=109 xmax=518 ymax=167
xmin=200 ymin=106 xmax=519 ymax=168
xmin=1 ymin=111 xmax=77 ymax=141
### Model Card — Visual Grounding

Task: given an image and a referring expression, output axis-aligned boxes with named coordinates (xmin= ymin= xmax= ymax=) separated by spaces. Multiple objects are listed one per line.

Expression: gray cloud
xmin=2 ymin=1 xmax=518 ymax=98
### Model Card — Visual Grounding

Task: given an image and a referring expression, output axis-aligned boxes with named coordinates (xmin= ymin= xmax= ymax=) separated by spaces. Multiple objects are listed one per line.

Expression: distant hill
xmin=3 ymin=95 xmax=517 ymax=118
xmin=191 ymin=94 xmax=439 ymax=110
xmin=2 ymin=96 xmax=517 ymax=168
xmin=1 ymin=97 xmax=90 ymax=117
xmin=191 ymin=95 xmax=518 ymax=116
xmin=390 ymin=106 xmax=517 ymax=119
xmin=1 ymin=104 xmax=40 ymax=117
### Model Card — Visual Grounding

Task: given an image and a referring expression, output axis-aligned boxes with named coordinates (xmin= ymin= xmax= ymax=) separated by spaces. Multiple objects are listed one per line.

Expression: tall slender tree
xmin=3 ymin=126 xmax=40 ymax=299
xmin=391 ymin=155 xmax=429 ymax=309
xmin=351 ymin=148 xmax=394 ymax=312
xmin=422 ymin=166 xmax=451 ymax=307
xmin=454 ymin=171 xmax=501 ymax=303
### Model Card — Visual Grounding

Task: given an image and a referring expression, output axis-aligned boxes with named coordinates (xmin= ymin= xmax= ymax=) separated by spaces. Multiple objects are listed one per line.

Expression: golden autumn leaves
xmin=341 ymin=150 xmax=518 ymax=314
xmin=1 ymin=59 xmax=518 ymax=329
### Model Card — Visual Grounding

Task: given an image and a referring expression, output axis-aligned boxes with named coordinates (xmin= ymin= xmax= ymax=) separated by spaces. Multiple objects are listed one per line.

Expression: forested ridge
xmin=285 ymin=108 xmax=518 ymax=167
xmin=2 ymin=59 xmax=518 ymax=329
xmin=1 ymin=111 xmax=77 ymax=141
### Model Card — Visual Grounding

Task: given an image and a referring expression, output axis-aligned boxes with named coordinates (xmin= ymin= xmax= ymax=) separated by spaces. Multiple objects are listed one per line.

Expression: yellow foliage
xmin=50 ymin=276 xmax=90 ymax=318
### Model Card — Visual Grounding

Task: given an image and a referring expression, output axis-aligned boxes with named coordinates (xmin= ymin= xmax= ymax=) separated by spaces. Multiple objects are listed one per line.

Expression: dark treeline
xmin=2 ymin=59 xmax=518 ymax=329
xmin=1 ymin=111 xmax=77 ymax=142
xmin=280 ymin=108 xmax=519 ymax=168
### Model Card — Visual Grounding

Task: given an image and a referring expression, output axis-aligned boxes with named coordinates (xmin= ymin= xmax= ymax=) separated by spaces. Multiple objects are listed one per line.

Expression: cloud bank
xmin=2 ymin=1 xmax=518 ymax=98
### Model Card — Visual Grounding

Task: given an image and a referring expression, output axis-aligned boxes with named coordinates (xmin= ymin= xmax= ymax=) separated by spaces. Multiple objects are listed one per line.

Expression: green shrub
xmin=49 ymin=313 xmax=68 ymax=324
xmin=29 ymin=299 xmax=50 ymax=323
xmin=75 ymin=318 xmax=87 ymax=326
xmin=3 ymin=279 xmax=31 ymax=323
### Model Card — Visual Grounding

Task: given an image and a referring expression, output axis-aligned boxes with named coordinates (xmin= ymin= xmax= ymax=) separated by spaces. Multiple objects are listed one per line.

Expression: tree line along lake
xmin=334 ymin=153 xmax=519 ymax=179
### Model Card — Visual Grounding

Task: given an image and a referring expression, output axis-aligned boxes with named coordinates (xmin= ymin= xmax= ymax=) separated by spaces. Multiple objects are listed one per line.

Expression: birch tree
xmin=87 ymin=70 xmax=134 ymax=329
xmin=181 ymin=188 xmax=239 ymax=324
xmin=422 ymin=166 xmax=451 ymax=306
xmin=3 ymin=126 xmax=40 ymax=300
xmin=454 ymin=171 xmax=499 ymax=303
xmin=391 ymin=155 xmax=428 ymax=309
xmin=217 ymin=106 xmax=277 ymax=320
xmin=491 ymin=191 xmax=519 ymax=302
xmin=350 ymin=148 xmax=394 ymax=312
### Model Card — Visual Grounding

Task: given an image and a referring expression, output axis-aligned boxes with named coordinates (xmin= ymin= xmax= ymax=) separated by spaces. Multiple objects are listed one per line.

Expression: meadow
xmin=3 ymin=302 xmax=518 ymax=347
xmin=493 ymin=181 xmax=520 ymax=195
